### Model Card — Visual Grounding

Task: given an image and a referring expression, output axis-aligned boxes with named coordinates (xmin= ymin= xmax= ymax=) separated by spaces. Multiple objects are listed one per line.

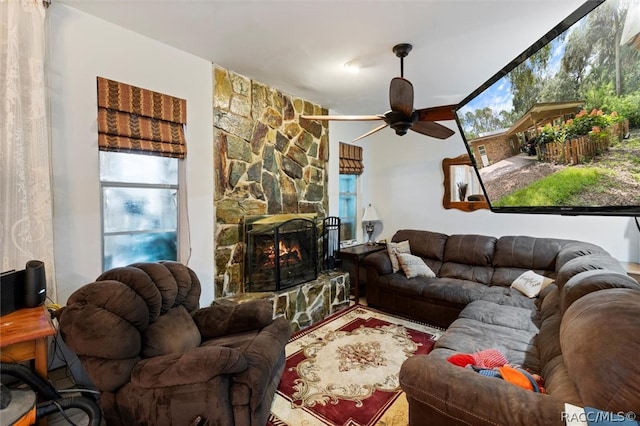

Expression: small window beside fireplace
xmin=244 ymin=214 xmax=318 ymax=293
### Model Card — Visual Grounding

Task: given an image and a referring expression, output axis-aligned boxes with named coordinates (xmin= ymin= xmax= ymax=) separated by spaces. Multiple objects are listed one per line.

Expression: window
xmin=96 ymin=77 xmax=187 ymax=270
xmin=100 ymin=151 xmax=179 ymax=270
xmin=339 ymin=174 xmax=357 ymax=241
xmin=338 ymin=142 xmax=364 ymax=242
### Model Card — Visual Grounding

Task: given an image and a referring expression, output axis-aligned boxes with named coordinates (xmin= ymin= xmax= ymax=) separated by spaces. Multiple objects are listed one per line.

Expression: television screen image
xmin=454 ymin=0 xmax=640 ymax=216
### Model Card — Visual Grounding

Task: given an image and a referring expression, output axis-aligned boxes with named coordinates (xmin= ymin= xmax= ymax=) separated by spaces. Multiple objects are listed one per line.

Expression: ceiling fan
xmin=301 ymin=43 xmax=457 ymax=142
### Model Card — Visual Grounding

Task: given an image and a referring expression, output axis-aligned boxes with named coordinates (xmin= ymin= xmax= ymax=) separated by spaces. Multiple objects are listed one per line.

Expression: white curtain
xmin=1 ymin=0 xmax=56 ymax=302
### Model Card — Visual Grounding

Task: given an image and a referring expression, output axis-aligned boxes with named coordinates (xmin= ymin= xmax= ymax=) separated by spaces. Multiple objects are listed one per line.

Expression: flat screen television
xmin=454 ymin=0 xmax=640 ymax=216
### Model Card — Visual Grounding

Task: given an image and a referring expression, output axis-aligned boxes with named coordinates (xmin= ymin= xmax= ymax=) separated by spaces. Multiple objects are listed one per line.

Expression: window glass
xmin=103 ymin=232 xmax=177 ymax=271
xmin=339 ymin=174 xmax=357 ymax=240
xmin=100 ymin=151 xmax=178 ymax=184
xmin=103 ymin=187 xmax=177 ymax=233
xmin=100 ymin=151 xmax=179 ymax=270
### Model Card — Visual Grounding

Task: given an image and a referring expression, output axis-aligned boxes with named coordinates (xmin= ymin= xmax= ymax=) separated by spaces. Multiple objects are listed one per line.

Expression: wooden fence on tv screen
xmin=541 ymin=120 xmax=629 ymax=165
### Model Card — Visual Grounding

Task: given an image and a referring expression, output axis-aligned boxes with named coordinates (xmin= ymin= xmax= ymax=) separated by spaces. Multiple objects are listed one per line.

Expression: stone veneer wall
xmin=224 ymin=271 xmax=351 ymax=333
xmin=213 ymin=64 xmax=329 ymax=299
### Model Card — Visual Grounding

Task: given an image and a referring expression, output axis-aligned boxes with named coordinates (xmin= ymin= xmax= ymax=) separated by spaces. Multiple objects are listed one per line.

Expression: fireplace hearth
xmin=244 ymin=214 xmax=318 ymax=292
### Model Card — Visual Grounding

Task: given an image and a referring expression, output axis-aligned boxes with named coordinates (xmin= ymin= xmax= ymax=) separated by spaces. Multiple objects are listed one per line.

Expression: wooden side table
xmin=0 ymin=306 xmax=56 ymax=382
xmin=340 ymin=243 xmax=386 ymax=304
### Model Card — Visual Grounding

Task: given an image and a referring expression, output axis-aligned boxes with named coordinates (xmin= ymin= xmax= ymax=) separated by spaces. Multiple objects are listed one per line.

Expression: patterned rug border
xmin=289 ymin=304 xmax=446 ymax=344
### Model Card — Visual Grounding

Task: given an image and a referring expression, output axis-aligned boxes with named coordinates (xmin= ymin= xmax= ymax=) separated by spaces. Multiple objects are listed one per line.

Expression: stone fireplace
xmin=213 ymin=66 xmax=348 ymax=332
xmin=213 ymin=64 xmax=329 ymax=299
xmin=244 ymin=214 xmax=317 ymax=292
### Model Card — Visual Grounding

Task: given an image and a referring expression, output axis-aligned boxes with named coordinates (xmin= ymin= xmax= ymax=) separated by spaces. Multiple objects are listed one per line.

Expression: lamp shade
xmin=362 ymin=204 xmax=381 ymax=222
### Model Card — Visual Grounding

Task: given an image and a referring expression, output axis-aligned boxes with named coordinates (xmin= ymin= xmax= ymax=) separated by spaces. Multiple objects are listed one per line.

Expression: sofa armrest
xmin=192 ymin=298 xmax=274 ymax=339
xmin=400 ymin=355 xmax=566 ymax=426
xmin=560 ymin=270 xmax=640 ymax=312
xmin=131 ymin=346 xmax=247 ymax=388
xmin=362 ymin=250 xmax=392 ymax=275
xmin=231 ymin=316 xmax=291 ymax=408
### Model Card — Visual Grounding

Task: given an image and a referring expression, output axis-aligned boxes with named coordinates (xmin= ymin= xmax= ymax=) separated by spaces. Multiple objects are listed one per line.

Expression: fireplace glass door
xmin=245 ymin=218 xmax=317 ymax=292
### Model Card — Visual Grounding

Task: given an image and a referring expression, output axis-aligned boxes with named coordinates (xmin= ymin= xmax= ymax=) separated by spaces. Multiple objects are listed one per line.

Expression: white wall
xmin=48 ymin=4 xmax=215 ymax=305
xmin=357 ymin=122 xmax=639 ymax=263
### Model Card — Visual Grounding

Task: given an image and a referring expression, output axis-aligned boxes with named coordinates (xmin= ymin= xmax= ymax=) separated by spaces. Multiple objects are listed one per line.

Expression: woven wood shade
xmin=339 ymin=142 xmax=363 ymax=175
xmin=97 ymin=77 xmax=187 ymax=158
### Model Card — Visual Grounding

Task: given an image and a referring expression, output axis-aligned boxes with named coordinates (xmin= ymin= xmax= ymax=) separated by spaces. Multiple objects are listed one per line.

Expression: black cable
xmin=51 ymin=399 xmax=79 ymax=426
xmin=635 ymin=216 xmax=640 ymax=233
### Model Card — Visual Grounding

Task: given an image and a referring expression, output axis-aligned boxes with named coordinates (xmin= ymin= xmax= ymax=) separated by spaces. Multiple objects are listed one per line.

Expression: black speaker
xmin=23 ymin=260 xmax=46 ymax=308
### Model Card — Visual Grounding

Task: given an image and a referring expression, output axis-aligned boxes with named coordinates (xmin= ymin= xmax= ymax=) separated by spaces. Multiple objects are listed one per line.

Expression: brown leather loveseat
xmin=363 ymin=229 xmax=640 ymax=425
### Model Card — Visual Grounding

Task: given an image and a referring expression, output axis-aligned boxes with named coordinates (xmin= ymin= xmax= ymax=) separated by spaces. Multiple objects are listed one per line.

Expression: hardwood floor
xmin=45 ymin=366 xmax=100 ymax=426
xmin=1 ymin=365 xmax=100 ymax=426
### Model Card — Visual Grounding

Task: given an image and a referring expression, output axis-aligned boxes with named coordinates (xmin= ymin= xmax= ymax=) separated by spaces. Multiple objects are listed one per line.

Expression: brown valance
xmin=97 ymin=77 xmax=187 ymax=158
xmin=339 ymin=142 xmax=364 ymax=175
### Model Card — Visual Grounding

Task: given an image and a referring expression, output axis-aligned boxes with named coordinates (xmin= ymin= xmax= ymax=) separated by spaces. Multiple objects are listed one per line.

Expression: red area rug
xmin=268 ymin=305 xmax=443 ymax=426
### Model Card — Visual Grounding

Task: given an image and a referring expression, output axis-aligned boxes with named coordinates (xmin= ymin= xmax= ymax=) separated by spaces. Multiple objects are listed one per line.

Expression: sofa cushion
xmin=374 ymin=273 xmax=435 ymax=298
xmin=62 ymin=281 xmax=147 ymax=358
xmin=560 ymin=288 xmax=640 ymax=413
xmin=458 ymin=300 xmax=539 ymax=333
xmin=437 ymin=234 xmax=496 ymax=285
xmin=193 ymin=299 xmax=275 ymax=339
xmin=536 ymin=287 xmax=565 ymax=368
xmin=493 ymin=236 xmax=569 ymax=271
xmin=540 ymin=355 xmax=582 ymax=406
xmin=397 ymin=253 xmax=436 ymax=278
xmin=96 ymin=267 xmax=163 ymax=322
xmin=142 ymin=305 xmax=201 ymax=358
xmin=560 ymin=270 xmax=640 ymax=313
xmin=477 ymin=286 xmax=538 ymax=310
xmin=443 ymin=234 xmax=497 ymax=266
xmin=555 ymin=253 xmax=627 ymax=290
xmin=392 ymin=229 xmax=447 ymax=262
xmin=434 ymin=317 xmax=540 ymax=372
xmin=439 ymin=262 xmax=494 ymax=285
xmin=419 ymin=278 xmax=487 ymax=305
xmin=555 ymin=242 xmax=610 ymax=272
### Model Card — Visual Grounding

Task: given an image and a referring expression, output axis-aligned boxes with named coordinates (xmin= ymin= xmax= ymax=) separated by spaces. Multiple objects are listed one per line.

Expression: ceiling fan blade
xmin=389 ymin=77 xmax=414 ymax=117
xmin=352 ymin=123 xmax=389 ymax=142
xmin=410 ymin=121 xmax=455 ymax=140
xmin=301 ymin=115 xmax=383 ymax=121
xmin=415 ymin=104 xmax=457 ymax=122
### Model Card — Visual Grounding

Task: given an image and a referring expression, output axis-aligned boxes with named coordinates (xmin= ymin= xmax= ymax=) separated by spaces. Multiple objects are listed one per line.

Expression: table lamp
xmin=362 ymin=204 xmax=381 ymax=245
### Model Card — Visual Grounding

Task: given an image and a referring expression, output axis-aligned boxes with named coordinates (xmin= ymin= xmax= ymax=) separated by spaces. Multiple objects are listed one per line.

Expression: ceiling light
xmin=344 ymin=61 xmax=361 ymax=74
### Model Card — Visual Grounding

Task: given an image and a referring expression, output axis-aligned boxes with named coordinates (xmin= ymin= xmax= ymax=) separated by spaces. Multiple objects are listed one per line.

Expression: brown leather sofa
xmin=363 ymin=229 xmax=640 ymax=425
xmin=58 ymin=261 xmax=291 ymax=426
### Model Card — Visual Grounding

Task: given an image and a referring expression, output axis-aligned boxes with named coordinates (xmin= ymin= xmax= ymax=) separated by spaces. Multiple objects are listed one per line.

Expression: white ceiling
xmin=56 ymin=0 xmax=585 ymax=116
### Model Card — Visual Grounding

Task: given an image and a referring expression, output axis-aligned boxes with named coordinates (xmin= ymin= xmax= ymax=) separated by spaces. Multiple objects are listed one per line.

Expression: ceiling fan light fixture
xmin=390 ymin=121 xmax=413 ymax=136
xmin=343 ymin=61 xmax=361 ymax=74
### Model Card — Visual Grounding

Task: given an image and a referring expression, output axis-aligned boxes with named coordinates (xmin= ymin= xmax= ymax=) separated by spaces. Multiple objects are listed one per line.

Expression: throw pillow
xmin=387 ymin=240 xmax=411 ymax=273
xmin=397 ymin=252 xmax=436 ymax=279
xmin=510 ymin=270 xmax=554 ymax=298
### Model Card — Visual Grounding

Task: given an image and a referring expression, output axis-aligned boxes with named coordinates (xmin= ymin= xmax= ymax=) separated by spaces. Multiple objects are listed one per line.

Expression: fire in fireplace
xmin=244 ymin=214 xmax=318 ymax=292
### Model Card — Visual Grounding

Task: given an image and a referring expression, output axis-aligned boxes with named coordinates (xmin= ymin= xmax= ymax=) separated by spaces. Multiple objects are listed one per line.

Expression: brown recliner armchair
xmin=58 ymin=261 xmax=291 ymax=426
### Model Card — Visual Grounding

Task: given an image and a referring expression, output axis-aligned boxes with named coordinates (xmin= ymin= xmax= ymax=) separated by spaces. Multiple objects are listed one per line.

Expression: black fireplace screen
xmin=245 ymin=217 xmax=317 ymax=292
